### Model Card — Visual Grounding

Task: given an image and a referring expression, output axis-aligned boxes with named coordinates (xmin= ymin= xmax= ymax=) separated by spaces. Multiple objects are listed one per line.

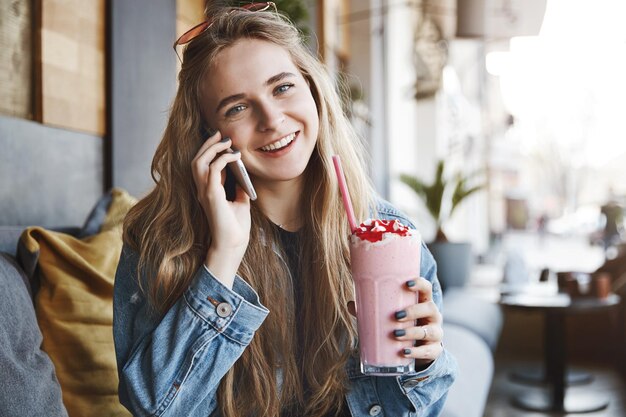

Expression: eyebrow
xmin=214 ymin=72 xmax=297 ymax=114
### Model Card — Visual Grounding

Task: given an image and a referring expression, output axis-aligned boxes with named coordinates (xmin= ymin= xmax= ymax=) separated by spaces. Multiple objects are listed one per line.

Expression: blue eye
xmin=225 ymin=104 xmax=246 ymax=117
xmin=275 ymin=83 xmax=294 ymax=94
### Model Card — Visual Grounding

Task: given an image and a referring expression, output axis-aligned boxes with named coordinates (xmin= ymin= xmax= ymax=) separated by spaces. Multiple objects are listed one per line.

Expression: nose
xmin=256 ymin=100 xmax=285 ymax=132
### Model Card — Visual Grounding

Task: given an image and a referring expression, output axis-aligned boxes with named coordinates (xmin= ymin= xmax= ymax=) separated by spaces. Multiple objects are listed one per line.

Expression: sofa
xmin=0 ymin=189 xmax=502 ymax=416
xmin=440 ymin=287 xmax=502 ymax=417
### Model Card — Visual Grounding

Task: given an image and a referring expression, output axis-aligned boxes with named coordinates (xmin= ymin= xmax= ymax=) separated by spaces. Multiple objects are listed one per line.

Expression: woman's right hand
xmin=191 ymin=131 xmax=251 ymax=289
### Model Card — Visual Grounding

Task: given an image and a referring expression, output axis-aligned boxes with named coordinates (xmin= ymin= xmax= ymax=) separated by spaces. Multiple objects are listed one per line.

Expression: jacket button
xmin=403 ymin=376 xmax=429 ymax=389
xmin=368 ymin=404 xmax=382 ymax=415
xmin=403 ymin=379 xmax=419 ymax=389
xmin=216 ymin=302 xmax=233 ymax=317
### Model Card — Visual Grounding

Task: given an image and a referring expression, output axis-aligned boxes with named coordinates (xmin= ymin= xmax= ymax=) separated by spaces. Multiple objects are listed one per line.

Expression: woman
xmin=113 ymin=3 xmax=457 ymax=416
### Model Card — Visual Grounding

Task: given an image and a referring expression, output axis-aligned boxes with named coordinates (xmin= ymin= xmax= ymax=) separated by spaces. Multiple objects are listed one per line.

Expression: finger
xmin=401 ymin=342 xmax=443 ymax=361
xmin=194 ymin=137 xmax=232 ymax=169
xmin=394 ymin=324 xmax=442 ymax=343
xmin=198 ymin=129 xmax=222 ymax=151
xmin=395 ymin=301 xmax=442 ymax=324
xmin=192 ymin=137 xmax=232 ymax=184
xmin=232 ymin=182 xmax=252 ymax=204
xmin=405 ymin=277 xmax=433 ymax=303
xmin=193 ymin=130 xmax=223 ymax=176
xmin=206 ymin=151 xmax=242 ymax=190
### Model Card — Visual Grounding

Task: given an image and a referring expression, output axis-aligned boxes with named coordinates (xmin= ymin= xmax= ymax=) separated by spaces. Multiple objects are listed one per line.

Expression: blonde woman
xmin=113 ymin=3 xmax=456 ymax=416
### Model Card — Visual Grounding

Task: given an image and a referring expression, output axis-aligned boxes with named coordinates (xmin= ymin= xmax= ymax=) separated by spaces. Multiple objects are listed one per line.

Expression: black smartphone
xmin=201 ymin=127 xmax=257 ymax=201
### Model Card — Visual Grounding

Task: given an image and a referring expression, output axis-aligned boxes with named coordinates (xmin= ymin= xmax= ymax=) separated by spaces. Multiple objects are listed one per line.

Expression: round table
xmin=500 ymin=292 xmax=621 ymax=413
xmin=510 ymin=365 xmax=593 ymax=386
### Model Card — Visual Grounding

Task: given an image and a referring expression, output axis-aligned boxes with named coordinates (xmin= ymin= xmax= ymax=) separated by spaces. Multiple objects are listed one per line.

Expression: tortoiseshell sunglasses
xmin=173 ymin=2 xmax=277 ymax=62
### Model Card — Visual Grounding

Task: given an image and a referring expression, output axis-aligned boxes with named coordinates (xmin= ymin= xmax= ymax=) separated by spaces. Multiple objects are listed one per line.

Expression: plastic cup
xmin=350 ymin=227 xmax=421 ymax=375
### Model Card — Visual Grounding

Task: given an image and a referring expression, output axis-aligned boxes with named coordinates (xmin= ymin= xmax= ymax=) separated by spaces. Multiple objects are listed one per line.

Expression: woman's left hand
xmin=394 ymin=277 xmax=444 ymax=367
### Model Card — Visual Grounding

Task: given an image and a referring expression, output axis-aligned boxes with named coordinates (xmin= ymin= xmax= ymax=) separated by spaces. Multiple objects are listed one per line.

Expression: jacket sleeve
xmin=113 ymin=245 xmax=269 ymax=417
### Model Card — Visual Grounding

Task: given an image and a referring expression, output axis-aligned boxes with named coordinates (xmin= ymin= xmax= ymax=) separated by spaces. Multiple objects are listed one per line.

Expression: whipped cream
xmin=350 ymin=219 xmax=420 ymax=248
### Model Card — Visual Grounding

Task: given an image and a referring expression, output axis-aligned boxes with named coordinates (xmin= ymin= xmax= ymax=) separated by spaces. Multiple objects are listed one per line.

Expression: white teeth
xmin=260 ymin=133 xmax=296 ymax=152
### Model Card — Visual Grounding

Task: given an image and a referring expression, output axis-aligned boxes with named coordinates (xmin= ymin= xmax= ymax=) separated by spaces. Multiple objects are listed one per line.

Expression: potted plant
xmin=226 ymin=0 xmax=309 ymax=33
xmin=400 ymin=160 xmax=486 ymax=290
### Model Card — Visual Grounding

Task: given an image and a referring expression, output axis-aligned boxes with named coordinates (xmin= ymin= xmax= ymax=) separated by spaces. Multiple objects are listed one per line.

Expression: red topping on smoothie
xmin=354 ymin=219 xmax=410 ymax=242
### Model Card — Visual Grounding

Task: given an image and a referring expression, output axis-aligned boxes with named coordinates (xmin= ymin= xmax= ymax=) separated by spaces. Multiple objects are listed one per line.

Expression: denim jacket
xmin=113 ymin=200 xmax=457 ymax=416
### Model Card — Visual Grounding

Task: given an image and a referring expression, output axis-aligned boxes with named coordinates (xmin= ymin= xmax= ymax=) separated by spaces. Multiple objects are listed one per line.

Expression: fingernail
xmin=406 ymin=280 xmax=416 ymax=288
xmin=395 ymin=310 xmax=407 ymax=320
xmin=394 ymin=329 xmax=406 ymax=337
xmin=220 ymin=137 xmax=230 ymax=143
xmin=403 ymin=348 xmax=412 ymax=355
xmin=232 ymin=149 xmax=240 ymax=154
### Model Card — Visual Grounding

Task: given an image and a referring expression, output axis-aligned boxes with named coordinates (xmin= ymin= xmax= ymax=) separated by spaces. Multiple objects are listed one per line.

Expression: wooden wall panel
xmin=0 ymin=0 xmax=33 ymax=119
xmin=40 ymin=0 xmax=105 ymax=135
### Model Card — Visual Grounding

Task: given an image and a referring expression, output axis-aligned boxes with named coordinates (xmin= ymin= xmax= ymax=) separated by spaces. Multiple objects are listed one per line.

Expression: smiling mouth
xmin=259 ymin=132 xmax=297 ymax=152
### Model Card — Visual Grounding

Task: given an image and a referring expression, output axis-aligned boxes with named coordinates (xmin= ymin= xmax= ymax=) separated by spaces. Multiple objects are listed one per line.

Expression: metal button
xmin=403 ymin=379 xmax=419 ymax=389
xmin=368 ymin=404 xmax=382 ymax=416
xmin=216 ymin=302 xmax=233 ymax=317
xmin=402 ymin=375 xmax=429 ymax=389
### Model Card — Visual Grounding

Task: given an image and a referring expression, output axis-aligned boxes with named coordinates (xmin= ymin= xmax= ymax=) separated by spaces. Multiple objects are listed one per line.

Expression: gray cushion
xmin=0 ymin=227 xmax=25 ymax=257
xmin=441 ymin=322 xmax=493 ymax=417
xmin=443 ymin=287 xmax=503 ymax=351
xmin=0 ymin=253 xmax=68 ymax=417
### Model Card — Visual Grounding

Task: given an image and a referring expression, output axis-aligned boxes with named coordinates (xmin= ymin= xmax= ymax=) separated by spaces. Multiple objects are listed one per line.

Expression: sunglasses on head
xmin=173 ymin=2 xmax=277 ymax=62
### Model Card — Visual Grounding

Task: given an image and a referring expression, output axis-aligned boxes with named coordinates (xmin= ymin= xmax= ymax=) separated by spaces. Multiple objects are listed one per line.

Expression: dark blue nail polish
xmin=394 ymin=329 xmax=406 ymax=337
xmin=403 ymin=348 xmax=412 ymax=355
xmin=220 ymin=137 xmax=230 ymax=143
xmin=406 ymin=280 xmax=416 ymax=288
xmin=395 ymin=310 xmax=407 ymax=320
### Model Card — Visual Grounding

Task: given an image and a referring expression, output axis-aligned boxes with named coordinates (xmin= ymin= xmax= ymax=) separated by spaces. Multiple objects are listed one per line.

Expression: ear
xmin=347 ymin=300 xmax=357 ymax=317
xmin=305 ymin=75 xmax=322 ymax=116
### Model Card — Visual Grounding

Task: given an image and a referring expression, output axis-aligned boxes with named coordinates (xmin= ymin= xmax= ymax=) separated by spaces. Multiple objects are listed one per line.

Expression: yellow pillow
xmin=19 ymin=188 xmax=135 ymax=417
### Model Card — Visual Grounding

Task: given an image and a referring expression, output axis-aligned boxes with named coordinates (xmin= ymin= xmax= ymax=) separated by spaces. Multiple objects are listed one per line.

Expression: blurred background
xmin=2 ymin=0 xmax=624 ymax=259
xmin=1 ymin=0 xmax=625 ymax=416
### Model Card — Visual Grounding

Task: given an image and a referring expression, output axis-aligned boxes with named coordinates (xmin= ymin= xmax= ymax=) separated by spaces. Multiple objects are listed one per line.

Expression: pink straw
xmin=332 ymin=155 xmax=358 ymax=233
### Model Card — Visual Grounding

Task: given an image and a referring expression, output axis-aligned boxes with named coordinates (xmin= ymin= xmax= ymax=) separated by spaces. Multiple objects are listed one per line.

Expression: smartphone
xmin=226 ymin=148 xmax=257 ymax=201
xmin=201 ymin=126 xmax=257 ymax=201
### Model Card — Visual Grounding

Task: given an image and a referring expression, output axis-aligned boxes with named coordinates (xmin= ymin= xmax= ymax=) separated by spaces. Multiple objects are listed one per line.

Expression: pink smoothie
xmin=350 ymin=219 xmax=421 ymax=375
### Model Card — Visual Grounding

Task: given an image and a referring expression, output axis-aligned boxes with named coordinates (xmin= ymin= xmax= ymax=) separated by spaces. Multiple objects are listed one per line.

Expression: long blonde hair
xmin=123 ymin=5 xmax=375 ymax=416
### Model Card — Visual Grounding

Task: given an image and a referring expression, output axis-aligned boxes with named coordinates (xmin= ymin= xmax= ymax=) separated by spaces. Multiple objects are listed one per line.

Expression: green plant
xmin=400 ymin=160 xmax=486 ymax=242
xmin=224 ymin=0 xmax=309 ymax=34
